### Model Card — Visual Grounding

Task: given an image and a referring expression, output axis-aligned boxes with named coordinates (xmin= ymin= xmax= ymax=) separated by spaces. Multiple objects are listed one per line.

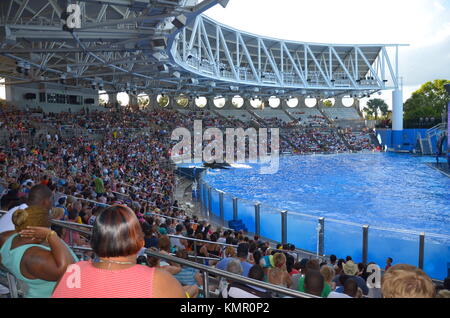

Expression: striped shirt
xmin=174 ymin=267 xmax=199 ymax=286
xmin=52 ymin=261 xmax=155 ymax=298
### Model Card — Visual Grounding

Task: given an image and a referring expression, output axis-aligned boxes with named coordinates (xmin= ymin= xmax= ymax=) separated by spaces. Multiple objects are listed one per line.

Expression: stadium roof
xmin=0 ymin=0 xmax=403 ymax=98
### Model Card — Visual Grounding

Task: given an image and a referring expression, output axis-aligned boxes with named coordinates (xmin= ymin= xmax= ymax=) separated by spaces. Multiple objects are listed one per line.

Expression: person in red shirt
xmin=40 ymin=175 xmax=49 ymax=186
xmin=385 ymin=257 xmax=393 ymax=271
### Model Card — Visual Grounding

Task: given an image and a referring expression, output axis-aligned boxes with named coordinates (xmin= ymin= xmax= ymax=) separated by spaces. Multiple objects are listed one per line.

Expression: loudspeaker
xmin=24 ymin=93 xmax=36 ymax=100
xmin=172 ymin=14 xmax=187 ymax=29
xmin=151 ymin=38 xmax=167 ymax=49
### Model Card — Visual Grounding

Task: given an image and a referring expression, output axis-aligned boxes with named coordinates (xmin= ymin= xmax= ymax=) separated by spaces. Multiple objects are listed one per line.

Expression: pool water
xmin=201 ymin=153 xmax=450 ymax=279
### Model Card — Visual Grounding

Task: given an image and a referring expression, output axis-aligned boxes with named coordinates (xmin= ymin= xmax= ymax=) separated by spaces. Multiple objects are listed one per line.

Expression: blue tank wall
xmin=376 ymin=129 xmax=447 ymax=154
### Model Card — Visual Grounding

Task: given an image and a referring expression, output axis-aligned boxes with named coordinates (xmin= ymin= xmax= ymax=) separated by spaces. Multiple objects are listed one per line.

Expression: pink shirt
xmin=52 ymin=261 xmax=155 ymax=298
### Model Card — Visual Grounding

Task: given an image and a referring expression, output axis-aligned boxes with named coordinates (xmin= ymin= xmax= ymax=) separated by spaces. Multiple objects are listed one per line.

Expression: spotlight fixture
xmin=16 ymin=61 xmax=24 ymax=74
xmin=23 ymin=63 xmax=31 ymax=76
xmin=59 ymin=74 xmax=67 ymax=85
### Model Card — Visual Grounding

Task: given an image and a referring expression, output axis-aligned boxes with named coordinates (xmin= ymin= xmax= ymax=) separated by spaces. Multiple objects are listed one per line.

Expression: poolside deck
xmin=426 ymin=162 xmax=450 ymax=178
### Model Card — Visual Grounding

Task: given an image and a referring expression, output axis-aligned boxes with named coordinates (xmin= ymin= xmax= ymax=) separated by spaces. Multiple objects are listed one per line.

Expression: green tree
xmin=363 ymin=98 xmax=388 ymax=120
xmin=404 ymin=79 xmax=450 ymax=122
xmin=323 ymin=99 xmax=333 ymax=107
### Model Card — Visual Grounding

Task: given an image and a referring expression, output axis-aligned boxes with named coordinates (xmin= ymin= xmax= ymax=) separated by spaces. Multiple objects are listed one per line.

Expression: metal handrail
xmin=50 ymin=220 xmax=237 ymax=249
xmin=167 ymin=234 xmax=237 ymax=248
xmin=66 ymin=245 xmax=316 ymax=298
xmin=69 ymin=245 xmax=221 ymax=262
xmin=200 ymin=178 xmax=450 ymax=239
xmin=51 ymin=220 xmax=92 ymax=237
xmin=48 ymin=220 xmax=316 ymax=297
xmin=53 ymin=194 xmax=234 ymax=231
xmin=51 ymin=219 xmax=94 ymax=229
xmin=144 ymin=249 xmax=317 ymax=298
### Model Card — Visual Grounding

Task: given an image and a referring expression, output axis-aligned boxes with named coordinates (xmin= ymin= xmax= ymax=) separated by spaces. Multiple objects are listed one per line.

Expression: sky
xmin=205 ymin=0 xmax=450 ymax=109
xmin=1 ymin=0 xmax=448 ymax=109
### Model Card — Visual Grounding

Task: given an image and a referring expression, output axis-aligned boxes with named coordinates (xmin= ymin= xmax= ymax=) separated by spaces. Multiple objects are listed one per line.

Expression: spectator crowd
xmin=0 ymin=103 xmax=435 ymax=299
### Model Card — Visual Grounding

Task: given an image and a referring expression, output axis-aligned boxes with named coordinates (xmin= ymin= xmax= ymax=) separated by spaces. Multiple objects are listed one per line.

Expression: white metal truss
xmin=170 ymin=15 xmax=405 ymax=97
xmin=0 ymin=0 xmax=404 ymax=98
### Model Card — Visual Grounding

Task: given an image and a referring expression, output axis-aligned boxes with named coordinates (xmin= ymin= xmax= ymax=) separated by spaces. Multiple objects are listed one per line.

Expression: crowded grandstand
xmin=0 ymin=0 xmax=448 ymax=301
xmin=0 ymin=102 xmax=447 ymax=299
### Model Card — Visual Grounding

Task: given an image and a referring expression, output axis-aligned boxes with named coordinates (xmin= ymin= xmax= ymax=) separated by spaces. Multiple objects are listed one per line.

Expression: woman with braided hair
xmin=0 ymin=184 xmax=78 ymax=298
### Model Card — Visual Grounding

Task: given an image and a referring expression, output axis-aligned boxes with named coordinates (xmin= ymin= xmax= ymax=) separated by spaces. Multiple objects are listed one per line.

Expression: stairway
xmin=337 ymin=130 xmax=352 ymax=150
xmin=246 ymin=108 xmax=269 ymax=127
xmin=282 ymin=109 xmax=297 ymax=122
xmin=421 ymin=138 xmax=433 ymax=155
xmin=416 ymin=123 xmax=447 ymax=155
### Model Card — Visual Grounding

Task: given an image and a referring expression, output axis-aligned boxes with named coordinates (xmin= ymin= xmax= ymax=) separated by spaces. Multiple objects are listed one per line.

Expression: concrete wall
xmin=5 ymin=81 xmax=105 ymax=113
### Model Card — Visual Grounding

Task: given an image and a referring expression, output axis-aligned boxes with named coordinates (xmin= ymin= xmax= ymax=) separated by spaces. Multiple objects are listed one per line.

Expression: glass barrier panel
xmin=424 ymin=234 xmax=450 ymax=280
xmin=223 ymin=193 xmax=234 ymax=223
xmin=287 ymin=212 xmax=318 ymax=253
xmin=203 ymin=184 xmax=209 ymax=212
xmin=260 ymin=205 xmax=281 ymax=243
xmin=368 ymin=227 xmax=419 ymax=270
xmin=199 ymin=182 xmax=204 ymax=208
xmin=325 ymin=220 xmax=362 ymax=263
xmin=210 ymin=188 xmax=221 ymax=217
xmin=237 ymin=199 xmax=256 ymax=234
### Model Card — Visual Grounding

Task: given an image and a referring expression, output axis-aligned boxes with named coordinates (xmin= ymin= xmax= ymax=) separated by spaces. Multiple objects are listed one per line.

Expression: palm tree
xmin=364 ymin=98 xmax=389 ymax=120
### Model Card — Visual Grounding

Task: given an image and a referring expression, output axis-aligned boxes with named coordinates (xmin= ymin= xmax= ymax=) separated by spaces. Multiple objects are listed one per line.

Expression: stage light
xmin=59 ymin=74 xmax=67 ymax=85
xmin=16 ymin=61 xmax=24 ymax=74
xmin=23 ymin=63 xmax=31 ymax=76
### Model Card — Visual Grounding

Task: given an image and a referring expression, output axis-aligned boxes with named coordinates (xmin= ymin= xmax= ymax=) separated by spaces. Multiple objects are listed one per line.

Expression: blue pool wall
xmin=198 ymin=158 xmax=450 ymax=280
xmin=376 ymin=128 xmax=447 ymax=154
